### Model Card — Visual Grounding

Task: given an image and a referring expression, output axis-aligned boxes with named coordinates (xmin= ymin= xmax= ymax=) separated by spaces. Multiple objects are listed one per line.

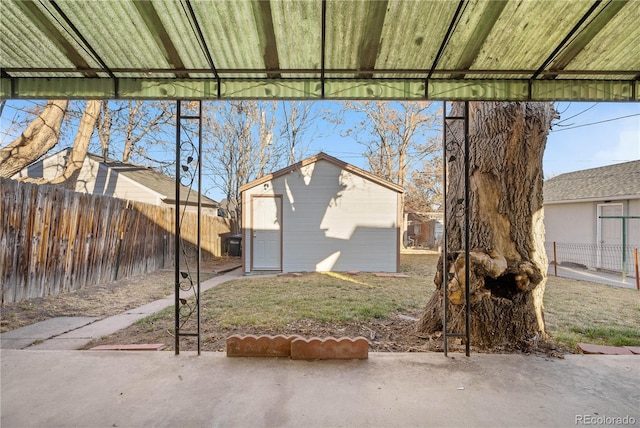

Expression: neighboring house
xmin=240 ymin=153 xmax=404 ymax=274
xmin=404 ymin=212 xmax=443 ymax=249
xmin=543 ymin=160 xmax=640 ymax=275
xmin=14 ymin=148 xmax=219 ymax=215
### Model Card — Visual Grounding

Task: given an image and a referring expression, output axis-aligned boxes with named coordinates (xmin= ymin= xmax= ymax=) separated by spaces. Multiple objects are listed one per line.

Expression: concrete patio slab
xmin=1 ymin=350 xmax=637 ymax=428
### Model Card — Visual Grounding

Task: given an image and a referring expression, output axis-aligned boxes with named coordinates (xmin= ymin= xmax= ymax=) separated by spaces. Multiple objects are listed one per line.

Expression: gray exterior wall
xmin=544 ymin=199 xmax=640 ymax=246
xmin=544 ymin=202 xmax=596 ymax=245
xmin=242 ymin=158 xmax=400 ymax=273
xmin=14 ymin=152 xmax=218 ymax=215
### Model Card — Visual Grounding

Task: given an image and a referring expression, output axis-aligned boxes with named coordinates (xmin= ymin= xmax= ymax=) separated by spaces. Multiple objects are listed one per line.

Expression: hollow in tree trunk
xmin=416 ymin=102 xmax=557 ymax=351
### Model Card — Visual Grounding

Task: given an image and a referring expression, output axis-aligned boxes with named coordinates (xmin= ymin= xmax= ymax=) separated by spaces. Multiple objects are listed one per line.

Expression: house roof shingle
xmin=86 ymin=152 xmax=218 ymax=208
xmin=544 ymin=160 xmax=640 ymax=203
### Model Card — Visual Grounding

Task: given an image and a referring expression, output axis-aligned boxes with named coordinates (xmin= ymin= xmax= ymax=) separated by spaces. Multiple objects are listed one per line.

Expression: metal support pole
xmin=174 ymin=100 xmax=181 ymax=355
xmin=463 ymin=101 xmax=471 ymax=357
xmin=553 ymin=241 xmax=558 ymax=277
xmin=635 ymin=248 xmax=639 ymax=291
xmin=197 ymin=100 xmax=202 ymax=356
xmin=442 ymin=101 xmax=471 ymax=357
xmin=622 ymin=218 xmax=627 ymax=282
xmin=174 ymin=100 xmax=203 ymax=355
xmin=442 ymin=101 xmax=449 ymax=357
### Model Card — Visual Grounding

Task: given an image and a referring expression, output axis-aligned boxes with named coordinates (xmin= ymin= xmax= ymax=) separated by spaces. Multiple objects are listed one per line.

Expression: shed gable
xmin=242 ymin=154 xmax=401 ymax=273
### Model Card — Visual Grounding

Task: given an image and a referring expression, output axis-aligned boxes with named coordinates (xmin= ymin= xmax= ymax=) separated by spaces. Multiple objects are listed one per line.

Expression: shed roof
xmin=543 ymin=160 xmax=640 ymax=203
xmin=240 ymin=152 xmax=405 ymax=194
xmin=1 ymin=0 xmax=638 ymax=101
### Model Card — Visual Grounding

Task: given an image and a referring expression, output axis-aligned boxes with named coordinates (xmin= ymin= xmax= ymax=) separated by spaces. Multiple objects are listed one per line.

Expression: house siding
xmin=15 ymin=151 xmax=219 ymax=215
xmin=242 ymin=158 xmax=400 ymax=273
xmin=544 ymin=202 xmax=596 ymax=245
xmin=545 ymin=199 xmax=640 ymax=247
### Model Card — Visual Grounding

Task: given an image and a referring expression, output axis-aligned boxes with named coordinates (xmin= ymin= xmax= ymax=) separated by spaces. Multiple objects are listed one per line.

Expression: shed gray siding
xmin=242 ymin=155 xmax=401 ymax=273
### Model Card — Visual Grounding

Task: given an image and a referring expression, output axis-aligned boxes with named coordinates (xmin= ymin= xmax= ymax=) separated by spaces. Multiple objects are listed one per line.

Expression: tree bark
xmin=416 ymin=102 xmax=556 ymax=351
xmin=48 ymin=100 xmax=101 ymax=188
xmin=0 ymin=100 xmax=69 ymax=178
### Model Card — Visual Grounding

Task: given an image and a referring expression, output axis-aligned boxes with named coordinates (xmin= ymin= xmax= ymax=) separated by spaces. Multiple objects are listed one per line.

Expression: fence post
xmin=635 ymin=248 xmax=639 ymax=291
xmin=553 ymin=241 xmax=558 ymax=277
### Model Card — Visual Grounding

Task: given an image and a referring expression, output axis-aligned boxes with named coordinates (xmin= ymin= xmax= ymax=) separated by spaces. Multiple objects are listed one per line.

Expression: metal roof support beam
xmin=133 ymin=0 xmax=188 ymax=78
xmin=13 ymin=0 xmax=97 ymax=78
xmin=544 ymin=0 xmax=628 ymax=79
xmin=1 ymin=77 xmax=637 ymax=102
xmin=453 ymin=1 xmax=507 ymax=74
xmin=358 ymin=0 xmax=388 ymax=79
xmin=251 ymin=0 xmax=281 ymax=79
xmin=321 ymin=0 xmax=326 ymax=98
xmin=427 ymin=0 xmax=466 ymax=81
xmin=183 ymin=0 xmax=220 ymax=97
xmin=531 ymin=0 xmax=603 ymax=80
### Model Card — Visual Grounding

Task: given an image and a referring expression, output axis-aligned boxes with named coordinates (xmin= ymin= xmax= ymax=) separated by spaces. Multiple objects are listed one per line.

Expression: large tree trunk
xmin=0 ymin=100 xmax=69 ymax=178
xmin=417 ymin=102 xmax=556 ymax=351
xmin=48 ymin=100 xmax=101 ymax=188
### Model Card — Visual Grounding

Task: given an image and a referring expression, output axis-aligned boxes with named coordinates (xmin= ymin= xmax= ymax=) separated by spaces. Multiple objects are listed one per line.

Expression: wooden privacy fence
xmin=0 ymin=178 xmax=232 ymax=304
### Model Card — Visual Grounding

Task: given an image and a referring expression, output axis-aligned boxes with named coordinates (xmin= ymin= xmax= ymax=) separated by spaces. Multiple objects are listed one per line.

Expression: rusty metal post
xmin=553 ymin=241 xmax=558 ymax=277
xmin=635 ymin=248 xmax=639 ymax=291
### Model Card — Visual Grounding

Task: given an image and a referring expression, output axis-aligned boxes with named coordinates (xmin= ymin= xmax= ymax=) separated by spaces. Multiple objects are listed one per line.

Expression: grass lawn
xmin=544 ymin=276 xmax=640 ymax=349
xmin=201 ymin=255 xmax=437 ymax=329
xmin=127 ymin=253 xmax=639 ymax=352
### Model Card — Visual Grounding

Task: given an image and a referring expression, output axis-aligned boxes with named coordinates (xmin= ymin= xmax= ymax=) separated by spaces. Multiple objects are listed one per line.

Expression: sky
xmin=1 ymin=100 xmax=639 ymax=202
xmin=304 ymin=101 xmax=640 ymax=179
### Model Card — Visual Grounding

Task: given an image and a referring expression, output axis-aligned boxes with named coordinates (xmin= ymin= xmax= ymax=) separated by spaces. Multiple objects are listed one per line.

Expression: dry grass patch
xmin=544 ymin=276 xmax=640 ymax=350
xmin=203 ymin=267 xmax=436 ymax=329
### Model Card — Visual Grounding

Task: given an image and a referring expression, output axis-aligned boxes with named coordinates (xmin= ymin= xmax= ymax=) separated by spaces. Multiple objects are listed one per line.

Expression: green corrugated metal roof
xmin=1 ymin=0 xmax=639 ymax=101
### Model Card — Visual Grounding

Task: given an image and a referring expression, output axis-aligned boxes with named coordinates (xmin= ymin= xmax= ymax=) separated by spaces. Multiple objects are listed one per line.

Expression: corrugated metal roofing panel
xmin=0 ymin=1 xmax=98 ymax=72
xmin=0 ymin=0 xmax=637 ymax=101
xmin=324 ymin=0 xmax=369 ymax=75
xmin=54 ymin=1 xmax=170 ymax=73
xmin=192 ymin=1 xmax=263 ymax=75
xmin=560 ymin=1 xmax=640 ymax=77
xmin=271 ymin=0 xmax=321 ymax=77
xmin=467 ymin=1 xmax=595 ymax=73
xmin=375 ymin=1 xmax=454 ymax=74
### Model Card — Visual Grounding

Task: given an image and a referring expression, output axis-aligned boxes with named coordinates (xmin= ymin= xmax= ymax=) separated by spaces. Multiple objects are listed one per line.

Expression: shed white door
xmin=597 ymin=203 xmax=622 ymax=271
xmin=252 ymin=196 xmax=282 ymax=270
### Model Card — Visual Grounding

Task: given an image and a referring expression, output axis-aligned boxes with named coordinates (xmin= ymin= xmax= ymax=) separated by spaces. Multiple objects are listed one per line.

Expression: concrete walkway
xmin=549 ymin=265 xmax=639 ymax=289
xmin=0 ymin=268 xmax=248 ymax=351
xmin=1 ymin=350 xmax=638 ymax=427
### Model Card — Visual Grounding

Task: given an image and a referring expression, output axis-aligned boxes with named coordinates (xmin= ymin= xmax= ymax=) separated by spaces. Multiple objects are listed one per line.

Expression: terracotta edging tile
xmin=226 ymin=334 xmax=299 ymax=357
xmin=290 ymin=336 xmax=369 ymax=360
xmin=578 ymin=343 xmax=634 ymax=355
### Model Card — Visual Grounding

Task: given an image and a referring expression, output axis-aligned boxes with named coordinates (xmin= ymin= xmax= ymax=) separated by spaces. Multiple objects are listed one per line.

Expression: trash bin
xmin=227 ymin=234 xmax=242 ymax=257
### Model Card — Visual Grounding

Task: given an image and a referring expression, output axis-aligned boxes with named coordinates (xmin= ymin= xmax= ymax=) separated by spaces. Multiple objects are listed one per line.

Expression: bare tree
xmin=94 ymin=100 xmax=173 ymax=165
xmin=416 ymin=101 xmax=557 ymax=351
xmin=0 ymin=100 xmax=69 ymax=178
xmin=404 ymin=155 xmax=443 ymax=217
xmin=278 ymin=101 xmax=322 ymax=164
xmin=202 ymin=101 xmax=282 ymax=230
xmin=343 ymin=101 xmax=439 ymax=192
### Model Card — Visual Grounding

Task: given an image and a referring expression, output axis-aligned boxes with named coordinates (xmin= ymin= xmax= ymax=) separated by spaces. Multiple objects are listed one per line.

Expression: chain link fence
xmin=545 ymin=241 xmax=639 ymax=288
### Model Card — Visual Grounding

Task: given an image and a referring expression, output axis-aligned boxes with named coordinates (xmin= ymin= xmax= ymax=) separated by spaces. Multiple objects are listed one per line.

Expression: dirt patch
xmin=0 ymin=257 xmax=241 ymax=333
xmin=83 ymin=307 xmax=434 ymax=353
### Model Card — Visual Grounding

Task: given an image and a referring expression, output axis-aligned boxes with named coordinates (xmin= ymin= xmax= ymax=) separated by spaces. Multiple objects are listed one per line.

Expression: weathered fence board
xmin=0 ymin=178 xmax=232 ymax=304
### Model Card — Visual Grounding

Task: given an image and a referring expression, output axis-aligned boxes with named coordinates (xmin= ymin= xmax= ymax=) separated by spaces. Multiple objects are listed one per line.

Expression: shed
xmin=240 ymin=153 xmax=403 ymax=274
xmin=543 ymin=160 xmax=640 ymax=275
